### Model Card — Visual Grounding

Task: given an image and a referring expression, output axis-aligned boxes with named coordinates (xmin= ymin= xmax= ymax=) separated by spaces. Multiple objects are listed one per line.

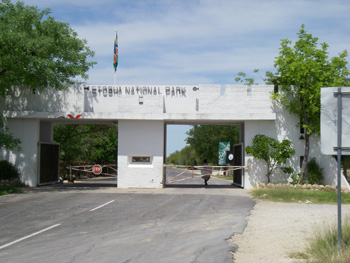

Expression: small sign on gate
xmin=92 ymin=164 xmax=102 ymax=175
xmin=218 ymin=142 xmax=230 ymax=165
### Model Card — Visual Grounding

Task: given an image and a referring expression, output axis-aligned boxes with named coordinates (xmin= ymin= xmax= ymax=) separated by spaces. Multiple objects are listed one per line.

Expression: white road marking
xmin=89 ymin=200 xmax=115 ymax=212
xmin=0 ymin=224 xmax=61 ymax=250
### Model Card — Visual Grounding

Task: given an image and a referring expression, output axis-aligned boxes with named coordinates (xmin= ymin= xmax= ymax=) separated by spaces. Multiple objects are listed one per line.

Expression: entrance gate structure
xmin=1 ymin=84 xmax=339 ymax=189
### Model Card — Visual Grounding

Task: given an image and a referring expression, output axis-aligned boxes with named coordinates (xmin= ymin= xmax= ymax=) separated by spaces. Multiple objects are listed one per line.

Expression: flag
xmin=113 ymin=31 xmax=118 ymax=72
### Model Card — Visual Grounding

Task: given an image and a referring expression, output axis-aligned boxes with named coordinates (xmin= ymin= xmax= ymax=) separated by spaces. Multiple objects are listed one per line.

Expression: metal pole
xmin=337 ymin=87 xmax=342 ymax=253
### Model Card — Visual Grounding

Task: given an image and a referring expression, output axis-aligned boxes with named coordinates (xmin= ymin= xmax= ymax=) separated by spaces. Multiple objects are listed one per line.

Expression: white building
xmin=0 ymin=84 xmax=338 ymax=188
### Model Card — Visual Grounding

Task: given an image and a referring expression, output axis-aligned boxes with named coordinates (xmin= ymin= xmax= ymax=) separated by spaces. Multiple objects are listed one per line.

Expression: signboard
xmin=92 ymin=164 xmax=102 ymax=175
xmin=218 ymin=142 xmax=230 ymax=165
xmin=321 ymin=87 xmax=350 ymax=155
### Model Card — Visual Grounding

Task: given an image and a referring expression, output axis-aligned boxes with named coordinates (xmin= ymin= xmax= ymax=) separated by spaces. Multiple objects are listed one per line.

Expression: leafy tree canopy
xmin=267 ymin=24 xmax=350 ymax=136
xmin=0 ymin=0 xmax=96 ymax=151
xmin=186 ymin=125 xmax=240 ymax=164
xmin=234 ymin=69 xmax=260 ymax=85
xmin=53 ymin=124 xmax=118 ymax=165
xmin=0 ymin=0 xmax=96 ymax=95
xmin=166 ymin=146 xmax=199 ymax=166
xmin=266 ymin=24 xmax=349 ymax=181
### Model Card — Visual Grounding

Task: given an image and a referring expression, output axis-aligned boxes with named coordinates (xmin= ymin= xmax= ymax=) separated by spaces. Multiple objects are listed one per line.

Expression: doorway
xmin=164 ymin=123 xmax=244 ymax=188
xmin=52 ymin=123 xmax=118 ymax=187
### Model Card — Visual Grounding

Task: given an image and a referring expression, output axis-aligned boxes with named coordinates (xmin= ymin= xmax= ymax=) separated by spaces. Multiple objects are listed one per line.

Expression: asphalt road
xmin=0 ymin=182 xmax=254 ymax=263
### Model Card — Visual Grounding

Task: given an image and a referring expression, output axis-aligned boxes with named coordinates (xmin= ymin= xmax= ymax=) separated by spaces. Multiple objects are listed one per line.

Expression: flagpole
xmin=114 ymin=70 xmax=117 ymax=86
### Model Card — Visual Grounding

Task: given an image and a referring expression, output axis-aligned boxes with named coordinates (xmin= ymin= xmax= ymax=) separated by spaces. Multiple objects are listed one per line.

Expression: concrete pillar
xmin=117 ymin=120 xmax=164 ymax=188
xmin=40 ymin=121 xmax=53 ymax=142
xmin=5 ymin=119 xmax=40 ymax=186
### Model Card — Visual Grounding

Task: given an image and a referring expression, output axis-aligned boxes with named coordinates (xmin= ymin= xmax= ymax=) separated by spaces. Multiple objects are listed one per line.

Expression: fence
xmin=65 ymin=164 xmax=117 ymax=181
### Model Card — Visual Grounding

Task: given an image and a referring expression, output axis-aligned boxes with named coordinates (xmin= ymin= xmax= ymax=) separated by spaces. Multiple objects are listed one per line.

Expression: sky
xmin=20 ymin=0 xmax=350 ymax=155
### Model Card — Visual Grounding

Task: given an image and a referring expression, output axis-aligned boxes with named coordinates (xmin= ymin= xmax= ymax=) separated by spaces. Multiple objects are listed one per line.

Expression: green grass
xmin=251 ymin=187 xmax=350 ymax=204
xmin=0 ymin=185 xmax=23 ymax=196
xmin=295 ymin=217 xmax=350 ymax=263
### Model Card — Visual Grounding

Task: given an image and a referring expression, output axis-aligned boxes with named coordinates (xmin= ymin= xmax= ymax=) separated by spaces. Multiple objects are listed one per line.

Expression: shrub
xmin=245 ymin=134 xmax=295 ymax=183
xmin=0 ymin=160 xmax=20 ymax=181
xmin=307 ymin=158 xmax=323 ymax=185
xmin=291 ymin=173 xmax=302 ymax=185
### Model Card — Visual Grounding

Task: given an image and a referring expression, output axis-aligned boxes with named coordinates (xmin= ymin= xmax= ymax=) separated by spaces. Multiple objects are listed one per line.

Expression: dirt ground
xmin=232 ymin=200 xmax=350 ymax=263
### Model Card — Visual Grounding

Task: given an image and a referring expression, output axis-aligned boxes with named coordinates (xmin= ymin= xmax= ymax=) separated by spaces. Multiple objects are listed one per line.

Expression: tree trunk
xmin=301 ymin=132 xmax=310 ymax=182
xmin=266 ymin=162 xmax=271 ymax=183
xmin=300 ymin=95 xmax=310 ymax=183
xmin=266 ymin=172 xmax=271 ymax=183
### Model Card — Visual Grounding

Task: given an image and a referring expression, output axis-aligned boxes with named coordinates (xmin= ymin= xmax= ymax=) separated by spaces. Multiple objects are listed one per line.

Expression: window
xmin=131 ymin=156 xmax=151 ymax=163
xmin=300 ymin=156 xmax=304 ymax=168
xmin=300 ymin=117 xmax=305 ymax=134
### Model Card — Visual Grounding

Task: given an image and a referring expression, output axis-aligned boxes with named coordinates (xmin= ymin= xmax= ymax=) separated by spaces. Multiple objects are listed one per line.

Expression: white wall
xmin=117 ymin=120 xmax=164 ymax=188
xmin=2 ymin=84 xmax=339 ymax=189
xmin=3 ymin=85 xmax=276 ymax=122
xmin=1 ymin=119 xmax=40 ymax=186
xmin=39 ymin=121 xmax=53 ymax=142
xmin=244 ymin=103 xmax=337 ymax=188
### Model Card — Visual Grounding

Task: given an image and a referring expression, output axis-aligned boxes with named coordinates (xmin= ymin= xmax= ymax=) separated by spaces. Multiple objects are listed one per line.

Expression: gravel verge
xmin=232 ymin=200 xmax=350 ymax=263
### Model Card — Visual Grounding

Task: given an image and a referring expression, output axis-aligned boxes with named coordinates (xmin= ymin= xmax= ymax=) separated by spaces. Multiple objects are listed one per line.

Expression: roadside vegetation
xmin=0 ymin=185 xmax=23 ymax=195
xmin=0 ymin=160 xmax=25 ymax=196
xmin=290 ymin=217 xmax=350 ymax=263
xmin=251 ymin=186 xmax=350 ymax=204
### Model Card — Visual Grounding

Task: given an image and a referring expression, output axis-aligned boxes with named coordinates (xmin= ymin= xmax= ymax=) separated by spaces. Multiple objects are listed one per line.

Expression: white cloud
xmin=21 ymin=0 xmax=350 ymax=86
xmin=22 ymin=0 xmax=120 ymax=7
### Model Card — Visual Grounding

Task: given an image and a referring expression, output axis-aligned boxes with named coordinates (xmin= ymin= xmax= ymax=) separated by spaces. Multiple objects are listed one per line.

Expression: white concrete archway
xmin=1 ymin=84 xmax=338 ymax=188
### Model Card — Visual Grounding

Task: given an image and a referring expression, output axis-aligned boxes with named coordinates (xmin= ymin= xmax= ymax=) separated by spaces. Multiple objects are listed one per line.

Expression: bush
xmin=307 ymin=158 xmax=323 ymax=185
xmin=291 ymin=173 xmax=302 ymax=185
xmin=0 ymin=160 xmax=20 ymax=181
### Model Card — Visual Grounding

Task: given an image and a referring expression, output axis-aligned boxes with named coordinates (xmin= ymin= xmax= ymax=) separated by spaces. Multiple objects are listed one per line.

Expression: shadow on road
xmin=24 ymin=177 xmax=117 ymax=193
xmin=165 ymin=184 xmax=240 ymax=189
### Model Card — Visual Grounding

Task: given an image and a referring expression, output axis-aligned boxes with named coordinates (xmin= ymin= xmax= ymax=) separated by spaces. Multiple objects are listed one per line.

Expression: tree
xmin=53 ymin=124 xmax=82 ymax=164
xmin=166 ymin=146 xmax=199 ymax=166
xmin=53 ymin=124 xmax=118 ymax=165
xmin=0 ymin=0 xmax=96 ymax=150
xmin=179 ymin=145 xmax=198 ymax=166
xmin=0 ymin=0 xmax=96 ymax=93
xmin=166 ymin=150 xmax=181 ymax=165
xmin=234 ymin=69 xmax=260 ymax=85
xmin=266 ymin=25 xmax=350 ymax=181
xmin=246 ymin=134 xmax=295 ymax=183
xmin=186 ymin=125 xmax=240 ymax=164
xmin=80 ymin=125 xmax=118 ymax=164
